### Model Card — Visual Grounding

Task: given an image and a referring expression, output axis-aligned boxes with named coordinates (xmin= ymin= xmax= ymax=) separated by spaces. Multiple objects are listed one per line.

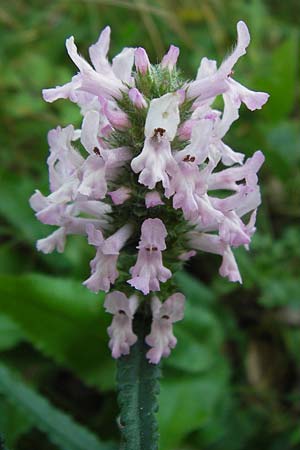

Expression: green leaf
xmin=159 ymin=361 xmax=229 ymax=450
xmin=0 ymin=243 xmax=25 ymax=275
xmin=158 ymin=271 xmax=230 ymax=449
xmin=265 ymin=121 xmax=300 ymax=166
xmin=167 ymin=300 xmax=224 ymax=374
xmin=176 ymin=271 xmax=216 ymax=306
xmin=0 ymin=171 xmax=49 ymax=245
xmin=259 ymin=34 xmax=298 ymax=122
xmin=167 ymin=271 xmax=223 ymax=373
xmin=283 ymin=329 xmax=300 ymax=368
xmin=0 ymin=273 xmax=114 ymax=390
xmin=0 ymin=397 xmax=33 ymax=448
xmin=117 ymin=313 xmax=161 ymax=450
xmin=0 ymin=363 xmax=116 ymax=450
xmin=259 ymin=278 xmax=300 ymax=308
xmin=0 ymin=314 xmax=23 ymax=351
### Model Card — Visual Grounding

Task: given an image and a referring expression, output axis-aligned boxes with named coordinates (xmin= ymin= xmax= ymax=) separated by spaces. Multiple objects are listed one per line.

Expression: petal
xmin=161 ymin=45 xmax=180 ymax=70
xmin=196 ymin=57 xmax=217 ymax=80
xmin=145 ymin=92 xmax=181 ymax=141
xmin=86 ymin=223 xmax=104 ymax=246
xmin=66 ymin=36 xmax=92 ymax=73
xmin=187 ymin=232 xmax=225 ymax=255
xmin=88 ymin=26 xmax=111 ymax=74
xmin=37 ymin=228 xmax=66 ymax=254
xmin=29 ymin=190 xmax=48 ymax=212
xmin=227 ymin=79 xmax=269 ymax=111
xmin=42 ymin=79 xmax=80 ymax=103
xmin=81 ymin=110 xmax=100 ymax=153
xmin=128 ymin=88 xmax=147 ymax=109
xmin=108 ymin=187 xmax=131 ymax=205
xmin=145 ymin=191 xmax=164 ymax=208
xmin=131 ymin=136 xmax=177 ymax=190
xmin=112 ymin=47 xmax=135 ymax=84
xmin=102 ymin=223 xmax=133 ymax=255
xmin=218 ymin=21 xmax=250 ymax=77
xmin=219 ymin=247 xmax=242 ymax=283
xmin=104 ymin=291 xmax=131 ymax=315
xmin=160 ymin=293 xmax=185 ymax=322
xmin=138 ymin=218 xmax=168 ymax=251
xmin=135 ymin=47 xmax=150 ymax=74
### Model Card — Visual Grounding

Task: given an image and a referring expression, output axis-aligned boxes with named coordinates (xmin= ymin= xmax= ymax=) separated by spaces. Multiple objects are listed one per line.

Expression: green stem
xmin=117 ymin=309 xmax=161 ymax=450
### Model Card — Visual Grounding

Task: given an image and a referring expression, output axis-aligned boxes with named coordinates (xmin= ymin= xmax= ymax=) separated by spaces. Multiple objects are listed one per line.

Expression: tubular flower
xmin=104 ymin=291 xmax=138 ymax=358
xmin=146 ymin=294 xmax=185 ymax=364
xmin=128 ymin=218 xmax=171 ymax=295
xmin=31 ymin=21 xmax=268 ymax=363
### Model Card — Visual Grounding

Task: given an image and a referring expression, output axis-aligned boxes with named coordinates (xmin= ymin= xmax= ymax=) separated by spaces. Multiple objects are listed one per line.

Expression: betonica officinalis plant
xmin=30 ymin=21 xmax=269 ymax=450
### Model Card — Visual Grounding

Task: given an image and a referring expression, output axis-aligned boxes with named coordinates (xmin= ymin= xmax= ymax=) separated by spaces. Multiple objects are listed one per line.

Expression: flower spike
xmin=32 ymin=22 xmax=268 ymax=361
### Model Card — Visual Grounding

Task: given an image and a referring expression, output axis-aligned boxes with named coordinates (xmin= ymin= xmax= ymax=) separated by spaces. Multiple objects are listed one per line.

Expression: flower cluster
xmin=31 ymin=21 xmax=268 ymax=363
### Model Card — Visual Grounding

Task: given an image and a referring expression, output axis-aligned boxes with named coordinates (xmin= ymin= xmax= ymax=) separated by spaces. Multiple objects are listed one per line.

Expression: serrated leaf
xmin=0 ymin=363 xmax=116 ymax=450
xmin=0 ymin=273 xmax=114 ymax=390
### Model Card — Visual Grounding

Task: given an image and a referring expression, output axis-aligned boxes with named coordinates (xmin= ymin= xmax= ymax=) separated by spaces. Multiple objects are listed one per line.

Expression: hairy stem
xmin=117 ymin=310 xmax=161 ymax=450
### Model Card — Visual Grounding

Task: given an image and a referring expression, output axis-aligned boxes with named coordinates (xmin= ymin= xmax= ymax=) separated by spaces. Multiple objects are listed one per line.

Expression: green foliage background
xmin=0 ymin=0 xmax=299 ymax=449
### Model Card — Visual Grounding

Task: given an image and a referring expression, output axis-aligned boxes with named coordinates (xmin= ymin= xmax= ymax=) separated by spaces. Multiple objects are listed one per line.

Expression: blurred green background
xmin=0 ymin=0 xmax=299 ymax=449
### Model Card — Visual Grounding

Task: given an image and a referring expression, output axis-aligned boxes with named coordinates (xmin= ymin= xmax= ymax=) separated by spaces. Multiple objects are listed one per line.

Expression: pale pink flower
xmin=128 ymin=219 xmax=171 ymax=294
xmin=108 ymin=187 xmax=131 ymax=205
xmin=219 ymin=247 xmax=242 ymax=283
xmin=178 ymin=250 xmax=196 ymax=261
xmin=131 ymin=92 xmax=181 ymax=189
xmin=84 ymin=223 xmax=132 ymax=293
xmin=78 ymin=155 xmax=107 ymax=199
xmin=143 ymin=92 xmax=181 ymax=141
xmin=161 ymin=45 xmax=180 ymax=71
xmin=131 ymin=135 xmax=177 ymax=189
xmin=37 ymin=228 xmax=67 ymax=254
xmin=175 ymin=119 xmax=213 ymax=165
xmin=219 ymin=210 xmax=252 ymax=247
xmin=166 ymin=156 xmax=223 ymax=225
xmin=145 ymin=191 xmax=164 ymax=208
xmin=177 ymin=119 xmax=197 ymax=141
xmin=146 ymin=294 xmax=185 ymax=364
xmin=46 ymin=125 xmax=83 ymax=192
xmin=208 ymin=151 xmax=265 ymax=192
xmin=100 ymin=97 xmax=130 ymax=129
xmin=135 ymin=47 xmax=150 ymax=74
xmin=111 ymin=47 xmax=135 ymax=85
xmin=104 ymin=291 xmax=138 ymax=358
xmin=209 ymin=185 xmax=261 ymax=217
xmin=42 ymin=27 xmax=136 ymax=106
xmin=188 ymin=21 xmax=269 ymax=110
xmin=187 ymin=232 xmax=242 ymax=283
xmin=80 ymin=110 xmax=102 ymax=153
xmin=128 ymin=88 xmax=147 ymax=109
xmin=32 ymin=21 xmax=268 ymax=363
xmin=30 ymin=181 xmax=110 ymax=254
